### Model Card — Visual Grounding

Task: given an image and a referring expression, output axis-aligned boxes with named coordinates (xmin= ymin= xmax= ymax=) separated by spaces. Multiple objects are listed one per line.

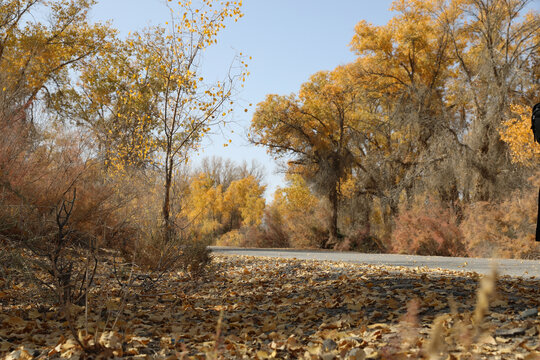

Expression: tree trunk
xmin=326 ymin=186 xmax=339 ymax=249
xmin=162 ymin=155 xmax=173 ymax=242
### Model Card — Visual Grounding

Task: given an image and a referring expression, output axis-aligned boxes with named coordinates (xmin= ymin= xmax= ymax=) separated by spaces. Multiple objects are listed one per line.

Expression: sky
xmin=90 ymin=0 xmax=395 ymax=199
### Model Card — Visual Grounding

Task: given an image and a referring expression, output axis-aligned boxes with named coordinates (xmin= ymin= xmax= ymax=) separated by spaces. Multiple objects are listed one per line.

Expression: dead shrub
xmin=461 ymin=173 xmax=539 ymax=259
xmin=215 ymin=229 xmax=246 ymax=247
xmin=0 ymin=120 xmax=138 ymax=310
xmin=180 ymin=237 xmax=212 ymax=274
xmin=0 ymin=119 xmax=131 ymax=248
xmin=335 ymin=225 xmax=386 ymax=253
xmin=134 ymin=224 xmax=212 ymax=279
xmin=281 ymin=201 xmax=329 ymax=249
xmin=251 ymin=207 xmax=290 ymax=248
xmin=213 ymin=226 xmax=272 ymax=248
xmin=391 ymin=198 xmax=466 ymax=256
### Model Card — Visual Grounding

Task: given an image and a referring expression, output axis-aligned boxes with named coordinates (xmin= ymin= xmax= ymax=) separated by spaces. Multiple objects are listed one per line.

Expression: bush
xmin=216 ymin=229 xmax=246 ymax=247
xmin=134 ymin=225 xmax=212 ymax=277
xmin=461 ymin=173 xmax=539 ymax=259
xmin=0 ymin=120 xmax=132 ymax=249
xmin=281 ymin=201 xmax=329 ymax=249
xmin=250 ymin=207 xmax=290 ymax=248
xmin=334 ymin=225 xmax=386 ymax=253
xmin=179 ymin=237 xmax=212 ymax=274
xmin=392 ymin=198 xmax=466 ymax=256
xmin=218 ymin=201 xmax=325 ymax=249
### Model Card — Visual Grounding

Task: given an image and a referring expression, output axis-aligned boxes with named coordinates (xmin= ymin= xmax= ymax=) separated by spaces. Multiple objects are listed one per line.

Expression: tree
xmin=59 ymin=1 xmax=247 ymax=240
xmin=222 ymin=175 xmax=266 ymax=230
xmin=350 ymin=0 xmax=457 ymax=217
xmin=145 ymin=1 xmax=248 ymax=240
xmin=271 ymin=174 xmax=328 ymax=248
xmin=0 ymin=0 xmax=111 ymax=125
xmin=346 ymin=0 xmax=538 ymax=234
xmin=184 ymin=171 xmax=266 ymax=237
xmin=49 ymin=36 xmax=161 ymax=170
xmin=250 ymin=65 xmax=361 ymax=247
xmin=62 ymin=0 xmax=248 ymax=240
xmin=441 ymin=0 xmax=540 ymax=201
xmin=185 ymin=173 xmax=224 ymax=236
xmin=0 ymin=0 xmax=114 ymax=224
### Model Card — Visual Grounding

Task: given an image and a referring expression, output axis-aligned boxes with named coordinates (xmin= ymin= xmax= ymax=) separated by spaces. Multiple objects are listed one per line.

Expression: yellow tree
xmin=0 ymin=0 xmax=111 ymax=124
xmin=79 ymin=0 xmax=248 ymax=239
xmin=185 ymin=173 xmax=224 ymax=236
xmin=63 ymin=1 xmax=247 ymax=238
xmin=441 ymin=0 xmax=540 ymax=200
xmin=50 ymin=36 xmax=161 ymax=170
xmin=250 ymin=65 xmax=360 ymax=247
xmin=222 ymin=175 xmax=266 ymax=230
xmin=152 ymin=0 xmax=247 ymax=238
xmin=0 ymin=0 xmax=112 ymax=207
xmin=184 ymin=172 xmax=265 ymax=237
xmin=350 ymin=0 xmax=457 ymax=214
xmin=272 ymin=174 xmax=326 ymax=248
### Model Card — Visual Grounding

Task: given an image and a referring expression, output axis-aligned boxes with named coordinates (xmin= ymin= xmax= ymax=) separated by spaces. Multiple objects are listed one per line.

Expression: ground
xmin=1 ymin=254 xmax=539 ymax=359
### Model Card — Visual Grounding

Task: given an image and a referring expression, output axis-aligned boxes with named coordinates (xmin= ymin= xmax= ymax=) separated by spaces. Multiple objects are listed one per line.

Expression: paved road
xmin=210 ymin=247 xmax=540 ymax=278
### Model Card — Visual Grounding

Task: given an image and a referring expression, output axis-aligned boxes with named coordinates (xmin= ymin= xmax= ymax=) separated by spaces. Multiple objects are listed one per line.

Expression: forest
xmin=0 ymin=0 xmax=539 ymax=358
xmin=247 ymin=0 xmax=539 ymax=257
xmin=1 ymin=0 xmax=539 ymax=264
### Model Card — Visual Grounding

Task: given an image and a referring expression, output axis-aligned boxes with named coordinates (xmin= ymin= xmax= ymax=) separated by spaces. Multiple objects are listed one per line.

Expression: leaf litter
xmin=0 ymin=254 xmax=539 ymax=359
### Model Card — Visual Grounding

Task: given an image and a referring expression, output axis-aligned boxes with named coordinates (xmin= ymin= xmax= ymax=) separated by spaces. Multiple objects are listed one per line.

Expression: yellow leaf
xmin=256 ymin=350 xmax=270 ymax=359
xmin=5 ymin=348 xmax=33 ymax=360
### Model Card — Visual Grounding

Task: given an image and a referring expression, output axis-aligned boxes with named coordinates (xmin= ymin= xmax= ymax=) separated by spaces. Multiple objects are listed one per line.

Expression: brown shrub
xmin=220 ymin=202 xmax=327 ymax=249
xmin=134 ymin=224 xmax=212 ymax=277
xmin=178 ymin=237 xmax=212 ymax=275
xmin=215 ymin=229 xmax=246 ymax=247
xmin=461 ymin=173 xmax=539 ymax=259
xmin=0 ymin=120 xmax=138 ymax=295
xmin=282 ymin=201 xmax=329 ymax=249
xmin=214 ymin=220 xmax=290 ymax=249
xmin=334 ymin=225 xmax=386 ymax=253
xmin=250 ymin=207 xmax=290 ymax=248
xmin=391 ymin=198 xmax=466 ymax=257
xmin=0 ymin=155 xmax=132 ymax=253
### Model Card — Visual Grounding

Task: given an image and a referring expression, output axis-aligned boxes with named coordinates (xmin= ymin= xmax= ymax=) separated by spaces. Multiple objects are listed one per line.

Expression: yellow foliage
xmin=184 ymin=173 xmax=265 ymax=237
xmin=274 ymin=174 xmax=319 ymax=215
xmin=499 ymin=104 xmax=540 ymax=166
xmin=215 ymin=229 xmax=244 ymax=247
xmin=185 ymin=174 xmax=224 ymax=235
xmin=222 ymin=176 xmax=266 ymax=227
xmin=0 ymin=0 xmax=112 ymax=124
xmin=272 ymin=174 xmax=327 ymax=248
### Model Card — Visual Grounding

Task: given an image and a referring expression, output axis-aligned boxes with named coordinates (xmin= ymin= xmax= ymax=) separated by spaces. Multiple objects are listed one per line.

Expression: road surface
xmin=210 ymin=246 xmax=540 ymax=278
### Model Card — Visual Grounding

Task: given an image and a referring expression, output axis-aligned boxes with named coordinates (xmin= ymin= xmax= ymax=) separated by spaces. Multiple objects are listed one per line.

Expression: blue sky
xmin=91 ymin=0 xmax=395 ymax=199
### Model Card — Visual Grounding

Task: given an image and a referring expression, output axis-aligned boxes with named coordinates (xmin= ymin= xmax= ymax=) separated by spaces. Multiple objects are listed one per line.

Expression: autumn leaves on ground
xmin=1 ymin=0 xmax=539 ymax=359
xmin=2 ymin=254 xmax=540 ymax=359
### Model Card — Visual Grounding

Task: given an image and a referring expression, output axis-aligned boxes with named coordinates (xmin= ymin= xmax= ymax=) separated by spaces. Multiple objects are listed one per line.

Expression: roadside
xmin=210 ymin=246 xmax=540 ymax=278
